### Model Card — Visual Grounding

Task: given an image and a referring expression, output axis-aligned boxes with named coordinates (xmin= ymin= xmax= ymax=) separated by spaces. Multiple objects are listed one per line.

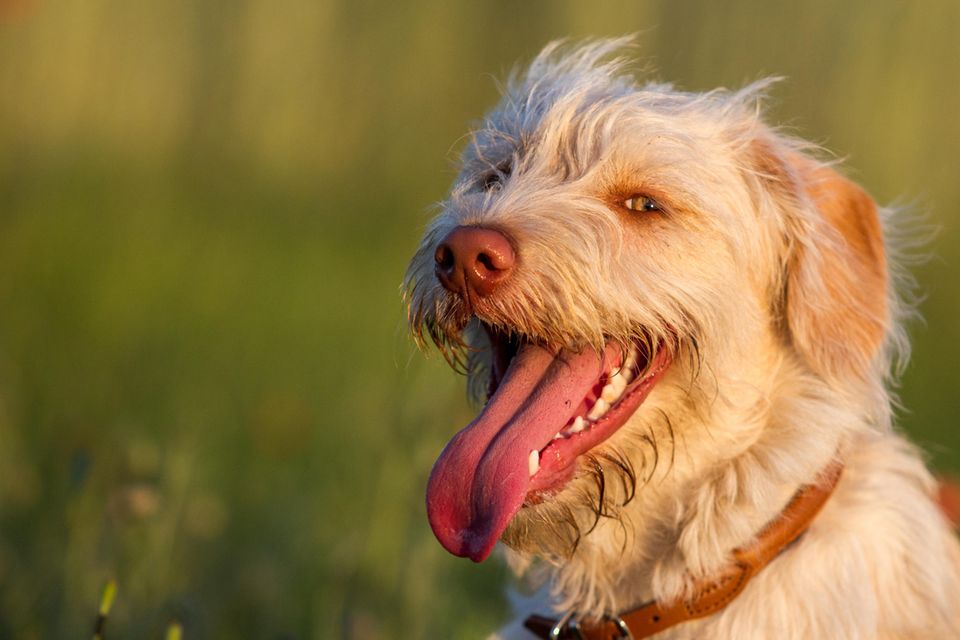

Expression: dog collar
xmin=524 ymin=459 xmax=844 ymax=639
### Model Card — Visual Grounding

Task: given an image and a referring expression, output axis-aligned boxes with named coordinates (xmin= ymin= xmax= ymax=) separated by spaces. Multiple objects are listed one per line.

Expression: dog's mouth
xmin=426 ymin=326 xmax=672 ymax=561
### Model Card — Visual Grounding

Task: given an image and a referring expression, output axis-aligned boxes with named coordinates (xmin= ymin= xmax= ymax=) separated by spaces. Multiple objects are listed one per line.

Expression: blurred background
xmin=0 ymin=0 xmax=957 ymax=637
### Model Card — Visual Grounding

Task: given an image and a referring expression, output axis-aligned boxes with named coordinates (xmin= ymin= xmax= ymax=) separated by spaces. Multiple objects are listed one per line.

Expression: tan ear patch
xmin=757 ymin=143 xmax=889 ymax=382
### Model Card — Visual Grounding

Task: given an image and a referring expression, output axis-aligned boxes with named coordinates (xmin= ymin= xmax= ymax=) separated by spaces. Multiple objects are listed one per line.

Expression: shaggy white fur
xmin=404 ymin=38 xmax=960 ymax=639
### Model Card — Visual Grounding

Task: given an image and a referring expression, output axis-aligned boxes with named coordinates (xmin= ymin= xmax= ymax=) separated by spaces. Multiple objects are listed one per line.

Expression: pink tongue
xmin=426 ymin=342 xmax=617 ymax=561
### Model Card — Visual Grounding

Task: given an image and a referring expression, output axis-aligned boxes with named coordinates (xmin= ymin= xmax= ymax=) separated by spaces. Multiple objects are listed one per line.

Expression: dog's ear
xmin=755 ymin=140 xmax=889 ymax=382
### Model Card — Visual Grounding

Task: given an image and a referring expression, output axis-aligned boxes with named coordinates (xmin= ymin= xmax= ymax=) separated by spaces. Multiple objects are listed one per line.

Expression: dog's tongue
xmin=426 ymin=342 xmax=616 ymax=561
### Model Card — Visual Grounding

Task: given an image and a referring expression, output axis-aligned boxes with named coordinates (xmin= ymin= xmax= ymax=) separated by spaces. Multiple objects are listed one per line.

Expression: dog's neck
xmin=508 ymin=340 xmax=877 ymax=620
xmin=523 ymin=458 xmax=844 ymax=639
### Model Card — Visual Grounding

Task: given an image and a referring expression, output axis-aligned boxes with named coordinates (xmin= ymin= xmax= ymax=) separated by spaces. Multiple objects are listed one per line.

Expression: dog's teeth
xmin=570 ymin=416 xmax=587 ymax=434
xmin=608 ymin=369 xmax=629 ymax=389
xmin=600 ymin=382 xmax=616 ymax=403
xmin=612 ymin=373 xmax=627 ymax=392
xmin=601 ymin=377 xmax=626 ymax=403
xmin=588 ymin=398 xmax=609 ymax=421
xmin=624 ymin=349 xmax=639 ymax=375
xmin=553 ymin=432 xmax=563 ymax=440
xmin=528 ymin=449 xmax=540 ymax=476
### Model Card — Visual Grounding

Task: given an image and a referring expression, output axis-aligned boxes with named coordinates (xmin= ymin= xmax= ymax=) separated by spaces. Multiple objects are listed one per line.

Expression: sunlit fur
xmin=404 ymin=38 xmax=960 ymax=639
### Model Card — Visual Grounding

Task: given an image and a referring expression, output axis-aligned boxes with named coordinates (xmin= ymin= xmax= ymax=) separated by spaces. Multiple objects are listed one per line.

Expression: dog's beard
xmin=437 ymin=329 xmax=692 ymax=560
xmin=500 ymin=448 xmax=646 ymax=558
xmin=407 ymin=289 xmax=474 ymax=372
xmin=493 ymin=362 xmax=686 ymax=559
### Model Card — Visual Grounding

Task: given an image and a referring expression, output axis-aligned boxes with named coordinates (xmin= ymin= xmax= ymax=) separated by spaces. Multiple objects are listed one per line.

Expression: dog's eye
xmin=482 ymin=172 xmax=503 ymax=191
xmin=480 ymin=161 xmax=512 ymax=192
xmin=623 ymin=195 xmax=661 ymax=212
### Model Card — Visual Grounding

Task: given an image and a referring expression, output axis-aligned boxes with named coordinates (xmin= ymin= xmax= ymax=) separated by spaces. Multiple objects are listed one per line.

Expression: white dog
xmin=404 ymin=38 xmax=960 ymax=639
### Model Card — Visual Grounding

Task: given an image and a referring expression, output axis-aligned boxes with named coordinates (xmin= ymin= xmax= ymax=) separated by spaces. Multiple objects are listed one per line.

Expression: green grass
xmin=0 ymin=1 xmax=958 ymax=637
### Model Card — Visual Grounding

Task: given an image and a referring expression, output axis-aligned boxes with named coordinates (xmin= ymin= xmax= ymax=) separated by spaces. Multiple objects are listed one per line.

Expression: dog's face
xmin=405 ymin=41 xmax=889 ymax=563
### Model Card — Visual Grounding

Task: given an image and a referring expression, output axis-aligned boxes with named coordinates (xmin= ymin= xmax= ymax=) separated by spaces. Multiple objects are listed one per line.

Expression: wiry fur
xmin=404 ymin=38 xmax=960 ymax=639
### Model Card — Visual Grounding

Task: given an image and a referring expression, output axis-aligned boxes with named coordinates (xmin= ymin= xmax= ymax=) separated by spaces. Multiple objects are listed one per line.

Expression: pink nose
xmin=434 ymin=226 xmax=515 ymax=298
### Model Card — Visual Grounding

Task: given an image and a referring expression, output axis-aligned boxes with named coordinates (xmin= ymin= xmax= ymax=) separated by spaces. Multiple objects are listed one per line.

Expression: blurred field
xmin=0 ymin=1 xmax=957 ymax=638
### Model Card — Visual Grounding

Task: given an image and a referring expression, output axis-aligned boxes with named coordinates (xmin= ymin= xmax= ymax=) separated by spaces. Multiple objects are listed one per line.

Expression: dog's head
xmin=404 ymin=39 xmax=892 ymax=563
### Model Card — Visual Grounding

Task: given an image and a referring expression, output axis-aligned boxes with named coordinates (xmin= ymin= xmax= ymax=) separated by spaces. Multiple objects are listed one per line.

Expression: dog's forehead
xmin=462 ymin=84 xmax=635 ymax=166
xmin=458 ymin=82 xmax=747 ymax=184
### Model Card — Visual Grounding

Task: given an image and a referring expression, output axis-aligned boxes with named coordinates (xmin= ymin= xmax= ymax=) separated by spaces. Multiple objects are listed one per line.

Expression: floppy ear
xmin=758 ymin=142 xmax=889 ymax=382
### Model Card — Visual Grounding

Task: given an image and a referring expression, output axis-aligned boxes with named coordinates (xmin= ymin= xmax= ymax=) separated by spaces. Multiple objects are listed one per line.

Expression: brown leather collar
xmin=524 ymin=459 xmax=844 ymax=639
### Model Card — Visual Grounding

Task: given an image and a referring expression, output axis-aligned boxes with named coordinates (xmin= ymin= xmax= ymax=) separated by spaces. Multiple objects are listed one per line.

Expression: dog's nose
xmin=434 ymin=226 xmax=515 ymax=298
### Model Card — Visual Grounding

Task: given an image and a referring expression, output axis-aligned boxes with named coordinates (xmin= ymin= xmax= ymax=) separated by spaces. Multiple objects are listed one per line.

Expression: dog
xmin=403 ymin=38 xmax=960 ymax=639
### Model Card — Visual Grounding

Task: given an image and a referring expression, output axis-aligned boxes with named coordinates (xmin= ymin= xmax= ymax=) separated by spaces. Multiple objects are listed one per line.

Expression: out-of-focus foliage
xmin=0 ymin=1 xmax=957 ymax=637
